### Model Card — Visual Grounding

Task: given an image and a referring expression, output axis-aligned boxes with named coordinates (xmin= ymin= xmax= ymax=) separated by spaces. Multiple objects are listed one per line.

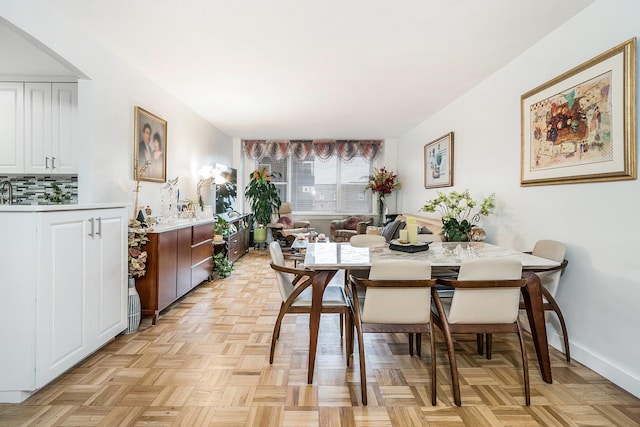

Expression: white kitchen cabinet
xmin=0 ymin=205 xmax=127 ymax=402
xmin=0 ymin=82 xmax=24 ymax=173
xmin=24 ymin=82 xmax=77 ymax=174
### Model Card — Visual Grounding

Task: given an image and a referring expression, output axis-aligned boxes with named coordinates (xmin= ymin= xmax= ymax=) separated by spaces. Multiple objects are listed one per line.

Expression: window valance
xmin=243 ymin=139 xmax=382 ymax=163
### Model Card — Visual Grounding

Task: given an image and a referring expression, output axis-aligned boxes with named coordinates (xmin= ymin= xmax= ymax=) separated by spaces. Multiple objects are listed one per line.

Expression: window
xmin=257 ymin=154 xmax=373 ymax=213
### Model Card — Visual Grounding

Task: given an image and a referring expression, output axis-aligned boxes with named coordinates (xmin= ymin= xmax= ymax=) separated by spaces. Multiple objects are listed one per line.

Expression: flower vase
xmin=377 ymin=195 xmax=387 ymax=226
xmin=125 ymin=277 xmax=141 ymax=334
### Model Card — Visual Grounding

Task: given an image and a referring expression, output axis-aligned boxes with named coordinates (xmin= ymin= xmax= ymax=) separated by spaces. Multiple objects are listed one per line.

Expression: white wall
xmin=398 ymin=0 xmax=640 ymax=396
xmin=0 ymin=0 xmax=233 ymax=214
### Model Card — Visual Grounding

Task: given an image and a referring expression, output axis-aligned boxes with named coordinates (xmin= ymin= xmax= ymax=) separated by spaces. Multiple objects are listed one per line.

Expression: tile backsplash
xmin=0 ymin=175 xmax=78 ymax=205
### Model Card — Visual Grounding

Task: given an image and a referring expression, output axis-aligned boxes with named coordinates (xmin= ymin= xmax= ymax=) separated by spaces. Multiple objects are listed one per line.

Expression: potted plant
xmin=365 ymin=167 xmax=401 ymax=226
xmin=421 ymin=189 xmax=495 ymax=242
xmin=212 ymin=252 xmax=234 ymax=279
xmin=245 ymin=167 xmax=281 ymax=242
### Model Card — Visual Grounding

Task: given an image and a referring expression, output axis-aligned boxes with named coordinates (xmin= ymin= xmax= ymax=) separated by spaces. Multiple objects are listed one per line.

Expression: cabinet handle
xmin=45 ymin=157 xmax=49 ymax=169
xmin=51 ymin=157 xmax=56 ymax=170
xmin=88 ymin=218 xmax=95 ymax=238
xmin=96 ymin=217 xmax=102 ymax=237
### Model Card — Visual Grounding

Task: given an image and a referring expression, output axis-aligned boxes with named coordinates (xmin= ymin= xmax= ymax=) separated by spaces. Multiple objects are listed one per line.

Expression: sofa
xmin=330 ymin=215 xmax=374 ymax=242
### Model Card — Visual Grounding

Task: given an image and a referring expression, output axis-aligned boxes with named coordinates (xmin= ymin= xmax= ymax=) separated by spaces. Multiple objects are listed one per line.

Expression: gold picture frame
xmin=134 ymin=106 xmax=167 ymax=182
xmin=521 ymin=38 xmax=636 ymax=186
xmin=424 ymin=132 xmax=454 ymax=188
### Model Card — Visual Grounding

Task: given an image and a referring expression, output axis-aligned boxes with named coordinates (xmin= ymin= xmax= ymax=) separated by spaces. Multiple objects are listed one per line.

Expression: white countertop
xmin=0 ymin=203 xmax=129 ymax=212
xmin=147 ymin=217 xmax=215 ymax=233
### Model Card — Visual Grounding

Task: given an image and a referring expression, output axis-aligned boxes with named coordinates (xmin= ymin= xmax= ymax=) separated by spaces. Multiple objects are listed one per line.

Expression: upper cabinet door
xmin=51 ymin=83 xmax=78 ymax=173
xmin=24 ymin=83 xmax=52 ymax=173
xmin=0 ymin=83 xmax=24 ymax=174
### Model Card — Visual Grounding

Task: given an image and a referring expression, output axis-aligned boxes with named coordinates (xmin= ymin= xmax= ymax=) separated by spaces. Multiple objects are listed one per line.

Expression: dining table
xmin=302 ymin=241 xmax=561 ymax=385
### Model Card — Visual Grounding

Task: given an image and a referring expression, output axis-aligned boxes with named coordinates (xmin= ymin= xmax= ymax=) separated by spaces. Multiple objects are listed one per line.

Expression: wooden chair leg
xmin=269 ymin=303 xmax=288 ymax=364
xmin=476 ymin=333 xmax=484 ymax=355
xmin=345 ymin=309 xmax=353 ymax=367
xmin=429 ymin=322 xmax=437 ymax=406
xmin=516 ymin=320 xmax=530 ymax=406
xmin=355 ymin=319 xmax=367 ymax=405
xmin=432 ymin=291 xmax=461 ymax=406
xmin=408 ymin=333 xmax=414 ymax=356
xmin=485 ymin=333 xmax=492 ymax=360
xmin=340 ymin=313 xmax=344 ymax=338
xmin=416 ymin=333 xmax=422 ymax=357
xmin=542 ymin=287 xmax=571 ymax=363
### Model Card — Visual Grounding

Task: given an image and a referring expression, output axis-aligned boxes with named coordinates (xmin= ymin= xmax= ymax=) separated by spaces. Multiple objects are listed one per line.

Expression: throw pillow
xmin=418 ymin=226 xmax=433 ymax=234
xmin=381 ymin=220 xmax=405 ymax=242
xmin=278 ymin=216 xmax=293 ymax=228
xmin=343 ymin=216 xmax=361 ymax=230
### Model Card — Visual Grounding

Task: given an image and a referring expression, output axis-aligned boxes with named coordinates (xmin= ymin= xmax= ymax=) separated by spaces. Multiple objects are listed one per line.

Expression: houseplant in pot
xmin=127 ymin=218 xmax=150 ymax=333
xmin=245 ymin=167 xmax=281 ymax=243
xmin=421 ymin=189 xmax=495 ymax=242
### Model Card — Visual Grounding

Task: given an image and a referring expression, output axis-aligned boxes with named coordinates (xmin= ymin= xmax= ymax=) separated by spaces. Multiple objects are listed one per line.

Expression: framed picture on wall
xmin=134 ymin=106 xmax=167 ymax=182
xmin=424 ymin=132 xmax=454 ymax=188
xmin=521 ymin=38 xmax=636 ymax=186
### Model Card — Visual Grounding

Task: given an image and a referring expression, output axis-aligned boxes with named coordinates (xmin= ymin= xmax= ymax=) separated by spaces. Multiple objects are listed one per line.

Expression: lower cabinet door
xmin=36 ymin=212 xmax=88 ymax=387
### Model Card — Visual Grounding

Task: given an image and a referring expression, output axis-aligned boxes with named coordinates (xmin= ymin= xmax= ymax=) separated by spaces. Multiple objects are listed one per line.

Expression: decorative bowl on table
xmin=389 ymin=239 xmax=431 ymax=253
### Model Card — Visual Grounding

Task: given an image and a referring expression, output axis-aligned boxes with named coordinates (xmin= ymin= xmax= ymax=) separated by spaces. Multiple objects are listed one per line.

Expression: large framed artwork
xmin=134 ymin=106 xmax=167 ymax=182
xmin=521 ymin=38 xmax=636 ymax=186
xmin=424 ymin=132 xmax=454 ymax=188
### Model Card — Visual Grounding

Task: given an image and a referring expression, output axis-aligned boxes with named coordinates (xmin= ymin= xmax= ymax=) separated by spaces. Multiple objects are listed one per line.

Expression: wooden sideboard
xmin=136 ymin=219 xmax=214 ymax=324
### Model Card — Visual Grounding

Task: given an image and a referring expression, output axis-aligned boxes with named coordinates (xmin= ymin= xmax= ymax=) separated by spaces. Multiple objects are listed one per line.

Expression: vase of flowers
xmin=126 ymin=218 xmax=150 ymax=333
xmin=365 ymin=167 xmax=401 ymax=226
xmin=245 ymin=167 xmax=282 ymax=234
xmin=421 ymin=189 xmax=495 ymax=242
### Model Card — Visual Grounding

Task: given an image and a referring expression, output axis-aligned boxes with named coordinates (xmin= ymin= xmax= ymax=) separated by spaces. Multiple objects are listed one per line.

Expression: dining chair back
xmin=269 ymin=240 xmax=296 ymax=302
xmin=349 ymin=234 xmax=386 ymax=248
xmin=448 ymin=258 xmax=523 ymax=324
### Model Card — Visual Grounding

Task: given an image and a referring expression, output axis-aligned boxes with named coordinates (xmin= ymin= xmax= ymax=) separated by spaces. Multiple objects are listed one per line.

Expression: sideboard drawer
xmin=192 ymin=223 xmax=213 ymax=245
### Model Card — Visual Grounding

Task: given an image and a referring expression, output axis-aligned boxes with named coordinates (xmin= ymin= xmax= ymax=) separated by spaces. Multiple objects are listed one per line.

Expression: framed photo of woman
xmin=134 ymin=106 xmax=167 ymax=182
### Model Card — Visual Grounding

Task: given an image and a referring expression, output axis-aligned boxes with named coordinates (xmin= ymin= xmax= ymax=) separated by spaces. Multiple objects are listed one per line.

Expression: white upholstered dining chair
xmin=268 ymin=241 xmax=352 ymax=365
xmin=348 ymin=260 xmax=436 ymax=405
xmin=432 ymin=258 xmax=530 ymax=406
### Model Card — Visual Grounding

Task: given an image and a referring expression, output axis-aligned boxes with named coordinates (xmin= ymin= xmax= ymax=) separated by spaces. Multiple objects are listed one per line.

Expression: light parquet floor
xmin=1 ymin=250 xmax=639 ymax=426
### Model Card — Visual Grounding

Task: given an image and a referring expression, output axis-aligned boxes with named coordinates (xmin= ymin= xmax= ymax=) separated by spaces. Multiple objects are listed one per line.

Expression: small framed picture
xmin=134 ymin=106 xmax=167 ymax=182
xmin=424 ymin=132 xmax=454 ymax=188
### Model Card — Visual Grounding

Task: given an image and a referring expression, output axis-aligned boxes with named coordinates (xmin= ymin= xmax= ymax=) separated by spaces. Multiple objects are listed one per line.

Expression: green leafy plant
xmin=421 ymin=189 xmax=495 ymax=241
xmin=215 ymin=216 xmax=230 ymax=236
xmin=244 ymin=167 xmax=281 ymax=226
xmin=45 ymin=183 xmax=72 ymax=204
xmin=212 ymin=252 xmax=233 ymax=278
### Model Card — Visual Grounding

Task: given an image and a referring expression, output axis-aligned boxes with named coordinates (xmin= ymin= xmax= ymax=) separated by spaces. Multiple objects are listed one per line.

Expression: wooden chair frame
xmin=348 ymin=275 xmax=437 ymax=406
xmin=431 ymin=278 xmax=530 ymax=406
xmin=269 ymin=262 xmax=353 ymax=366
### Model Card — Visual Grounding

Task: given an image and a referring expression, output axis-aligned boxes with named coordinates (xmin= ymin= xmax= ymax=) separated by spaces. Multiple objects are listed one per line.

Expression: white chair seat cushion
xmin=292 ymin=285 xmax=347 ymax=307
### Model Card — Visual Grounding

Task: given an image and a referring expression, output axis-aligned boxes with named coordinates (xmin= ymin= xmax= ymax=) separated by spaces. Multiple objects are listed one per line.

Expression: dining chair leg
xmin=485 ymin=333 xmax=492 ymax=360
xmin=542 ymin=287 xmax=571 ymax=363
xmin=429 ymin=321 xmax=437 ymax=406
xmin=416 ymin=333 xmax=422 ymax=357
xmin=345 ymin=309 xmax=353 ymax=367
xmin=432 ymin=292 xmax=461 ymax=406
xmin=516 ymin=319 xmax=531 ymax=406
xmin=340 ymin=313 xmax=344 ymax=338
xmin=476 ymin=334 xmax=484 ymax=355
xmin=355 ymin=319 xmax=367 ymax=405
xmin=269 ymin=303 xmax=288 ymax=364
xmin=408 ymin=333 xmax=414 ymax=356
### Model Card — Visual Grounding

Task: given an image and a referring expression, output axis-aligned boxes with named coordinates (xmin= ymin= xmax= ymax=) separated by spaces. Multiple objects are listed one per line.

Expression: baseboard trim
xmin=547 ymin=330 xmax=640 ymax=398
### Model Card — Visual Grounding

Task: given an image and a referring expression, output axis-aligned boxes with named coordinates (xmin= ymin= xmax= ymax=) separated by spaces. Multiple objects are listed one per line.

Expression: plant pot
xmin=254 ymin=226 xmax=267 ymax=243
xmin=125 ymin=277 xmax=141 ymax=334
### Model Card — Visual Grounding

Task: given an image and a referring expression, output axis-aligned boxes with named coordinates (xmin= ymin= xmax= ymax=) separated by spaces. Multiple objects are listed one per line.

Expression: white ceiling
xmin=44 ymin=0 xmax=594 ymax=138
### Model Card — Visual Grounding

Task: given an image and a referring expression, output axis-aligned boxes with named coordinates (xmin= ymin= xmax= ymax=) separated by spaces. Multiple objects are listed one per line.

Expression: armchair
xmin=330 ymin=215 xmax=373 ymax=242
xmin=268 ymin=202 xmax=312 ymax=245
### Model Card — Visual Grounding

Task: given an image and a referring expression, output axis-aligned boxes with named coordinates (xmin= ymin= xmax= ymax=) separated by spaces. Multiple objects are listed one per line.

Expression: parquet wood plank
xmin=0 ymin=250 xmax=638 ymax=426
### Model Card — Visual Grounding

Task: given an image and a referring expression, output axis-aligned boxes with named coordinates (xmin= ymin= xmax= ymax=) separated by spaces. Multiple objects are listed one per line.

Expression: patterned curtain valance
xmin=242 ymin=139 xmax=382 ymax=163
